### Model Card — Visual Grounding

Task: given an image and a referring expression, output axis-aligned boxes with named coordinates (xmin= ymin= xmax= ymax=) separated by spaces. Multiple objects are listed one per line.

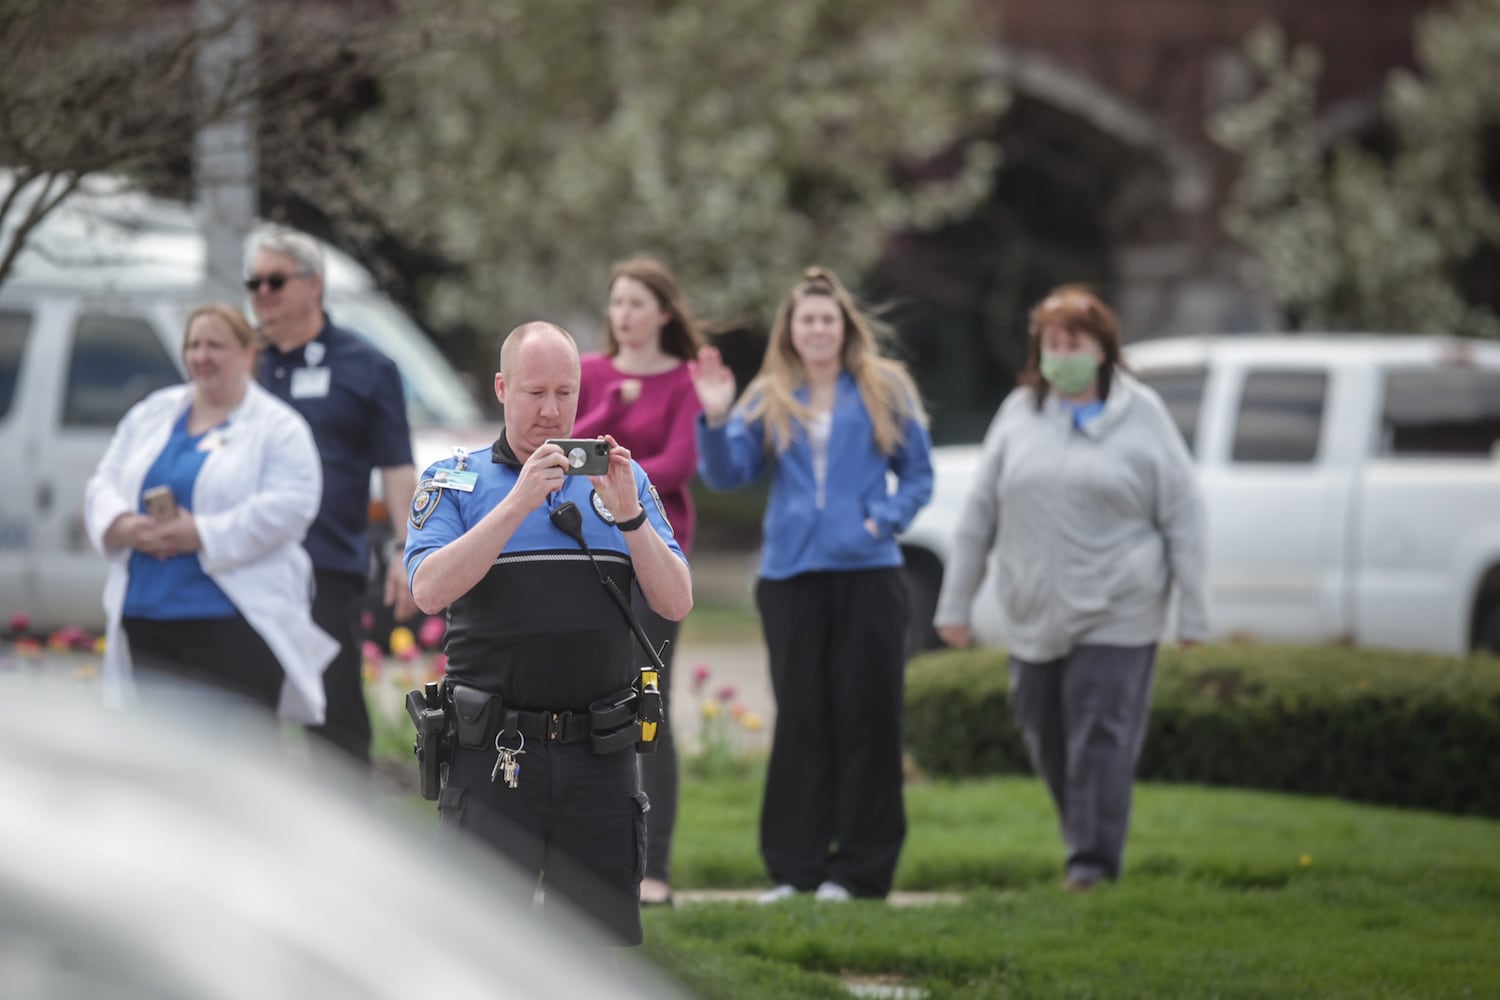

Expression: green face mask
xmin=1040 ymin=352 xmax=1099 ymax=396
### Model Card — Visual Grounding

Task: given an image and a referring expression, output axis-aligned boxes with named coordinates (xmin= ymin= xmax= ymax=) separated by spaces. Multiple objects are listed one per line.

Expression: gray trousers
xmin=1008 ymin=643 xmax=1156 ymax=884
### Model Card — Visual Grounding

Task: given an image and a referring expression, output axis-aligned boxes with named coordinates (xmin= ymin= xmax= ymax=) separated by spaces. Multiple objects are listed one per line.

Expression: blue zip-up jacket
xmin=696 ymin=371 xmax=933 ymax=580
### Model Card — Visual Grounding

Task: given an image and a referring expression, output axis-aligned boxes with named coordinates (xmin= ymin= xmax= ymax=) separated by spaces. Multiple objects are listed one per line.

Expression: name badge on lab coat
xmin=290 ymin=366 xmax=331 ymax=399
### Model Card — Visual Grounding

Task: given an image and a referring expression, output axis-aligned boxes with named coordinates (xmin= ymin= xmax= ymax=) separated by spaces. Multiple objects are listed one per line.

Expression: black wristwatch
xmin=616 ymin=506 xmax=649 ymax=532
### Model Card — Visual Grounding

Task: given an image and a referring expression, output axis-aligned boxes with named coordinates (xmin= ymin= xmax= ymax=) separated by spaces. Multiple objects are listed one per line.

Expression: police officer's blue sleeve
xmin=404 ymin=460 xmax=465 ymax=587
xmin=635 ymin=463 xmax=688 ymax=565
xmin=367 ymin=353 xmax=415 ymax=469
xmin=867 ymin=410 xmax=935 ymax=537
xmin=694 ymin=408 xmax=766 ymax=491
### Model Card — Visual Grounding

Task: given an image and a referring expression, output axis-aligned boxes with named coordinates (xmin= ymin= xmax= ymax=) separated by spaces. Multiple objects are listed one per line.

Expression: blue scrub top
xmin=124 ymin=409 xmax=236 ymax=620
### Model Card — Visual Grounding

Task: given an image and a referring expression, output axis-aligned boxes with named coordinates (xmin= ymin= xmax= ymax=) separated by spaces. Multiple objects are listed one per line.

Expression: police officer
xmin=406 ymin=321 xmax=692 ymax=947
xmin=249 ymin=228 xmax=418 ymax=767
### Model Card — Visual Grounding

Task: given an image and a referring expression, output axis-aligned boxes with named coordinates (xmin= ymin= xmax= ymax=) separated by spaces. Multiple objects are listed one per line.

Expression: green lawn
xmin=645 ymin=768 xmax=1500 ymax=998
xmin=679 ymin=600 xmax=761 ymax=645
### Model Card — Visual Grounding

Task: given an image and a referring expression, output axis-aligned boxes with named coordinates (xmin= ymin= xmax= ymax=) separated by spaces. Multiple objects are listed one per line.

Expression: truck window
xmin=0 ymin=311 xmax=29 ymax=420
xmin=1380 ymin=366 xmax=1500 ymax=457
xmin=63 ymin=315 xmax=181 ymax=427
xmin=1230 ymin=370 xmax=1327 ymax=463
xmin=1136 ymin=366 xmax=1205 ymax=454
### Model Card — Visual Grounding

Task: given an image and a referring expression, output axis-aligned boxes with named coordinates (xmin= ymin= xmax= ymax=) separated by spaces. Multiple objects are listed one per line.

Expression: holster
xmin=588 ymin=686 xmax=641 ymax=755
xmin=405 ymin=680 xmax=452 ymax=802
xmin=634 ymin=667 xmax=661 ymax=755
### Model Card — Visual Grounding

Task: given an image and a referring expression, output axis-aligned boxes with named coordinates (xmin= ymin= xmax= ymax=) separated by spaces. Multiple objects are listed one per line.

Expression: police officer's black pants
xmin=755 ymin=568 xmax=908 ymax=899
xmin=308 ymin=569 xmax=372 ymax=766
xmin=439 ymin=738 xmax=648 ymax=946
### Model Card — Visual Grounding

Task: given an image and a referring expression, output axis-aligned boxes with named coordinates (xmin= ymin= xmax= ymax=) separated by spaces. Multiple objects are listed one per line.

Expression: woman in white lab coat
xmin=85 ymin=304 xmax=337 ymax=722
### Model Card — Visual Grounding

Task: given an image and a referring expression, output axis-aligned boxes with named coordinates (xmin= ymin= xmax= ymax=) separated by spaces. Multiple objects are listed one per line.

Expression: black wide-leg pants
xmin=755 ymin=568 xmax=909 ymax=898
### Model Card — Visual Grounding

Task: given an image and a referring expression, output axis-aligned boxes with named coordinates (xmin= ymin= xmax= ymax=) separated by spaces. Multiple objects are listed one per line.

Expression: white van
xmin=0 ymin=178 xmax=496 ymax=633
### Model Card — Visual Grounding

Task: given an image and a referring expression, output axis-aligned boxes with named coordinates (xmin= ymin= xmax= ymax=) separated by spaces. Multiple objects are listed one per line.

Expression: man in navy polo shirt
xmin=248 ymin=228 xmax=417 ymax=766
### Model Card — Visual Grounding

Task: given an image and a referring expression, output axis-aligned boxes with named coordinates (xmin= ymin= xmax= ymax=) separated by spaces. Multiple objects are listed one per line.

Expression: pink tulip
xmin=361 ymin=640 xmax=384 ymax=666
xmin=691 ymin=664 xmax=711 ymax=693
xmin=431 ymin=653 xmax=448 ymax=676
xmin=716 ymin=684 xmax=736 ymax=702
xmin=418 ymin=616 xmax=446 ymax=648
xmin=8 ymin=613 xmax=30 ymax=635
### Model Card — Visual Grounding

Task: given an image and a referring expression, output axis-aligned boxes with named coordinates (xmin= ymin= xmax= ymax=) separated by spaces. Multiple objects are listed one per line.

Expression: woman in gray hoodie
xmin=934 ymin=285 xmax=1208 ymax=891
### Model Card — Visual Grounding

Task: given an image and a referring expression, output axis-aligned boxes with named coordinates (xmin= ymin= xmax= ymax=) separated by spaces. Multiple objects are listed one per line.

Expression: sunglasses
xmin=244 ymin=271 xmax=307 ymax=293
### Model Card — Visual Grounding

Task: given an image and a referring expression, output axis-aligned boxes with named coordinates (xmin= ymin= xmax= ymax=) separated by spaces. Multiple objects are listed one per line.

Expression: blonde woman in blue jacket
xmin=691 ymin=267 xmax=933 ymax=904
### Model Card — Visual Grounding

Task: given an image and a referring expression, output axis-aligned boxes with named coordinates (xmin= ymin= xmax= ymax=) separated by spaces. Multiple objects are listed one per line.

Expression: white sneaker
xmin=815 ymin=881 xmax=852 ymax=902
xmin=756 ymin=884 xmax=798 ymax=905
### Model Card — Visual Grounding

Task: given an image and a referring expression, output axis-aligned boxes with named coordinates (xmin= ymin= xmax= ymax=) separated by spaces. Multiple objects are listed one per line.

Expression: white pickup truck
xmin=899 ymin=334 xmax=1500 ymax=657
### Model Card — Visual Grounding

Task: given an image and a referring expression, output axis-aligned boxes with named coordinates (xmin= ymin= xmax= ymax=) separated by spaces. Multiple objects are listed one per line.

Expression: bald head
xmin=495 ymin=321 xmax=582 ymax=461
xmin=500 ymin=321 xmax=579 ymax=376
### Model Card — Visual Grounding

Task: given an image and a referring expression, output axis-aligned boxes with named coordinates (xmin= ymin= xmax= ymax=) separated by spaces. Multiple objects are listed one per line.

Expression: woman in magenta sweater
xmin=575 ymin=256 xmax=705 ymax=907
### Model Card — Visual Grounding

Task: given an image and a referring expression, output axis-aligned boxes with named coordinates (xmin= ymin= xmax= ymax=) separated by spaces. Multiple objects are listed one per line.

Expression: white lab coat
xmin=84 ymin=381 xmax=339 ymax=723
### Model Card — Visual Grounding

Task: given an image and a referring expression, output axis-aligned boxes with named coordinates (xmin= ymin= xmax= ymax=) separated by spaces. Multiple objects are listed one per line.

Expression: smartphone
xmin=142 ymin=485 xmax=178 ymax=521
xmin=545 ymin=438 xmax=610 ymax=476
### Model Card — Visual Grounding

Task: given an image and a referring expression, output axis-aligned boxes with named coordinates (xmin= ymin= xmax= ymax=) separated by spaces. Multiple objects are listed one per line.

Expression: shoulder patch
xmin=648 ymin=484 xmax=672 ymax=533
xmin=409 ymin=478 xmax=442 ymax=530
xmin=589 ymin=490 xmax=616 ymax=525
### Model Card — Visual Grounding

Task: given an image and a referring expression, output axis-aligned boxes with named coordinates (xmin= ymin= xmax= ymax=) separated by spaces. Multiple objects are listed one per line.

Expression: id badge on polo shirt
xmin=431 ymin=468 xmax=477 ymax=492
xmin=290 ymin=365 xmax=331 ymax=399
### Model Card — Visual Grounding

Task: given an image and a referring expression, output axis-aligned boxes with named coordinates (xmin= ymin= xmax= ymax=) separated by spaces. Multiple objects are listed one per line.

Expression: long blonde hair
xmin=741 ymin=267 xmax=927 ymax=455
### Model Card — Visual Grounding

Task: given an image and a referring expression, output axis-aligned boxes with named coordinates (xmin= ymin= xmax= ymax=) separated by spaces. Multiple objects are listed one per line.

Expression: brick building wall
xmin=998 ymin=0 xmax=1438 ymax=144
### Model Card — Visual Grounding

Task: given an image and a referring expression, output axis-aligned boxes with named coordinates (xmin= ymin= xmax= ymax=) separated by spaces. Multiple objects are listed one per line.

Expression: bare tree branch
xmin=0 ymin=0 xmax=413 ymax=288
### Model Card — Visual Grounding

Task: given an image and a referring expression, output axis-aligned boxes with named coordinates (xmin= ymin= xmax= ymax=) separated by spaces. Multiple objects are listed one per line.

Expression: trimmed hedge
xmin=904 ymin=644 xmax=1500 ymax=817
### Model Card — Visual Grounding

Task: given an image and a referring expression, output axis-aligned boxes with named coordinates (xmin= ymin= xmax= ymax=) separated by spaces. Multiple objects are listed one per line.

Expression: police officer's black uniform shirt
xmin=404 ymin=431 xmax=686 ymax=711
xmin=259 ymin=316 xmax=414 ymax=577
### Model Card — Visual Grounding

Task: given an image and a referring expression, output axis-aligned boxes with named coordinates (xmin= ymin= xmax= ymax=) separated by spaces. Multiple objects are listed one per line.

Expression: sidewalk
xmin=673 ymin=548 xmax=770 ymax=754
xmin=666 ymin=637 xmax=773 ymax=755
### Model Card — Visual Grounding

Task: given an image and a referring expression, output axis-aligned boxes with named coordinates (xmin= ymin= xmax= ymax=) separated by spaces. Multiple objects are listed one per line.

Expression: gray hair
xmin=246 ymin=228 xmax=325 ymax=280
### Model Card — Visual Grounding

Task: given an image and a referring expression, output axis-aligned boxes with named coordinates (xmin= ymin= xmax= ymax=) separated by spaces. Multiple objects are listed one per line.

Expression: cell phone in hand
xmin=143 ymin=485 xmax=178 ymax=521
xmin=545 ymin=438 xmax=610 ymax=476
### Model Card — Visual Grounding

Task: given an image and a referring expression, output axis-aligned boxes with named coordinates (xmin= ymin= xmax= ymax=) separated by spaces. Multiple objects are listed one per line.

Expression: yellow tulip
xmin=389 ymin=627 xmax=416 ymax=656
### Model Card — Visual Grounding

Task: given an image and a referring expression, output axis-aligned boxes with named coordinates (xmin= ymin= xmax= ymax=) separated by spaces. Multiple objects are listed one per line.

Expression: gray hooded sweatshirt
xmin=934 ymin=371 xmax=1209 ymax=662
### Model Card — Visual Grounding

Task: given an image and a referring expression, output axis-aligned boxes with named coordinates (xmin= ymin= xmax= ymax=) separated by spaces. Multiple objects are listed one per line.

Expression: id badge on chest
xmin=290 ymin=366 xmax=331 ymax=399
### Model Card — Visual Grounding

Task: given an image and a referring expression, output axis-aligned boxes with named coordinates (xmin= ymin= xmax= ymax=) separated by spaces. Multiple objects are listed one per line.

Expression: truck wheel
xmin=901 ymin=549 xmax=943 ymax=659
